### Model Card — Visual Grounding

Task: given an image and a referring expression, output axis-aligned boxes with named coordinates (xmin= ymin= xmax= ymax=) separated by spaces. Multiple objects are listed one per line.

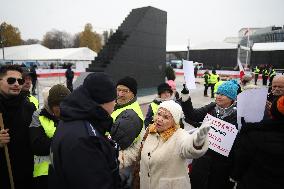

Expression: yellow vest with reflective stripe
xmin=111 ymin=101 xmax=144 ymax=143
xmin=209 ymin=74 xmax=219 ymax=84
xmin=29 ymin=95 xmax=39 ymax=109
xmin=150 ymin=102 xmax=159 ymax=116
xmin=33 ymin=116 xmax=56 ymax=177
xmin=254 ymin=67 xmax=260 ymax=74
xmin=214 ymin=80 xmax=224 ymax=93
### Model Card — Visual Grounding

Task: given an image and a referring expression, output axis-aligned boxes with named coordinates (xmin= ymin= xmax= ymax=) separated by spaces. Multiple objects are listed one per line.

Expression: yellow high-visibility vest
xmin=33 ymin=116 xmax=56 ymax=178
xmin=111 ymin=101 xmax=144 ymax=143
xmin=150 ymin=102 xmax=159 ymax=116
xmin=254 ymin=67 xmax=260 ymax=74
xmin=29 ymin=95 xmax=39 ymax=109
xmin=209 ymin=74 xmax=219 ymax=84
xmin=214 ymin=80 xmax=224 ymax=93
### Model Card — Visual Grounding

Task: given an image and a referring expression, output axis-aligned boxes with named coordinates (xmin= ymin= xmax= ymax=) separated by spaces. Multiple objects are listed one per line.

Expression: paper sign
xmin=237 ymin=88 xmax=268 ymax=123
xmin=182 ymin=60 xmax=196 ymax=89
xmin=203 ymin=114 xmax=238 ymax=157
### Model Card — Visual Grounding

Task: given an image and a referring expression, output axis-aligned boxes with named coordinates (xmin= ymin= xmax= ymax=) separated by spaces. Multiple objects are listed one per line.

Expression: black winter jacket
xmin=0 ymin=93 xmax=36 ymax=189
xmin=232 ymin=119 xmax=284 ymax=189
xmin=48 ymin=86 xmax=121 ymax=189
xmin=181 ymin=98 xmax=237 ymax=189
xmin=110 ymin=97 xmax=143 ymax=150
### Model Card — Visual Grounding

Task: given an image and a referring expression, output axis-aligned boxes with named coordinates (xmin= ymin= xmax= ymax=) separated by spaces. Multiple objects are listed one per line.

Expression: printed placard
xmin=203 ymin=114 xmax=238 ymax=157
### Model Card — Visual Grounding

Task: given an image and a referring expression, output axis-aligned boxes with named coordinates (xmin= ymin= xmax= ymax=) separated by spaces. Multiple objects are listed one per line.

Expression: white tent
xmin=252 ymin=42 xmax=284 ymax=51
xmin=0 ymin=44 xmax=97 ymax=61
xmin=190 ymin=41 xmax=237 ymax=50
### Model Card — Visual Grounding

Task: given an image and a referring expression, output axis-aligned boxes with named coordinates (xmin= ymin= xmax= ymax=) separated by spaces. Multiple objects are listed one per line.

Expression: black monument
xmin=87 ymin=6 xmax=167 ymax=89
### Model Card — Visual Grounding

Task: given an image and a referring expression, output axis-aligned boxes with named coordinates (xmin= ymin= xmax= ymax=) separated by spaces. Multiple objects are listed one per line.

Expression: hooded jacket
xmin=48 ymin=86 xmax=121 ymax=189
xmin=0 ymin=93 xmax=36 ymax=189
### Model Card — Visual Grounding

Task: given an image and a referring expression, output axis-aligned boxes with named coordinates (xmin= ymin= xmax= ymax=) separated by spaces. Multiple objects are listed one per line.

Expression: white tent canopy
xmin=0 ymin=44 xmax=97 ymax=61
xmin=190 ymin=41 xmax=237 ymax=50
xmin=252 ymin=42 xmax=284 ymax=51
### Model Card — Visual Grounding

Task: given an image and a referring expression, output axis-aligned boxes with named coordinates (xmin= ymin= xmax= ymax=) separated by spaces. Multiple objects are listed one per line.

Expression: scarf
xmin=215 ymin=102 xmax=236 ymax=119
xmin=149 ymin=124 xmax=177 ymax=141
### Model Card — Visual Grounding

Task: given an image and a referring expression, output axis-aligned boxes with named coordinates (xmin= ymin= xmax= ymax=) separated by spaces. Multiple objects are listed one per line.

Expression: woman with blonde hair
xmin=138 ymin=100 xmax=211 ymax=189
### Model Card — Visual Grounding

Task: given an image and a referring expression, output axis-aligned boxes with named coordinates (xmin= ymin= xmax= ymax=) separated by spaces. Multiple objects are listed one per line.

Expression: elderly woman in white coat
xmin=139 ymin=100 xmax=211 ymax=189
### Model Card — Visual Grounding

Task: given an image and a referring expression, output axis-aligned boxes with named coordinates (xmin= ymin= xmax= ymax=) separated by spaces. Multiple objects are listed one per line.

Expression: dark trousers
xmin=254 ymin=74 xmax=259 ymax=85
xmin=269 ymin=75 xmax=275 ymax=86
xmin=32 ymin=79 xmax=37 ymax=95
xmin=204 ymin=84 xmax=209 ymax=96
xmin=262 ymin=76 xmax=268 ymax=86
xmin=210 ymin=84 xmax=215 ymax=98
xmin=34 ymin=175 xmax=48 ymax=189
xmin=66 ymin=79 xmax=73 ymax=92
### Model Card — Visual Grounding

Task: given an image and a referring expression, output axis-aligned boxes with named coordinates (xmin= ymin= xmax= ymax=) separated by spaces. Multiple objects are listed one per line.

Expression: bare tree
xmin=23 ymin=39 xmax=41 ymax=45
xmin=42 ymin=29 xmax=73 ymax=49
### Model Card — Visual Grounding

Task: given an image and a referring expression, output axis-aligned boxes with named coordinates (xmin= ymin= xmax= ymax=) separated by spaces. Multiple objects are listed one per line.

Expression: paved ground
xmin=35 ymin=75 xmax=215 ymax=116
xmin=35 ymin=74 xmax=266 ymax=117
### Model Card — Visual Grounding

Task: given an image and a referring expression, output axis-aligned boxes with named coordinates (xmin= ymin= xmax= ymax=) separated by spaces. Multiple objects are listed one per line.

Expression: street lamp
xmin=0 ymin=26 xmax=5 ymax=60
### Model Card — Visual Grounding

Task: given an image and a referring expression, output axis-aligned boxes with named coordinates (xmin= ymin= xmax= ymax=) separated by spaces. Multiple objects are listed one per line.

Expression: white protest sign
xmin=203 ymin=114 xmax=238 ymax=157
xmin=237 ymin=88 xmax=268 ymax=123
xmin=182 ymin=60 xmax=196 ymax=89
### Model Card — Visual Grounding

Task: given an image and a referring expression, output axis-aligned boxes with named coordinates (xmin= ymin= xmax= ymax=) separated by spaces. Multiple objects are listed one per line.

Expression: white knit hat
xmin=158 ymin=100 xmax=184 ymax=125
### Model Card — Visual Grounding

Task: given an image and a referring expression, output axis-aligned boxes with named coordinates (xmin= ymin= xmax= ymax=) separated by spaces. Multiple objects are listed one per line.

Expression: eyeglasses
xmin=5 ymin=77 xmax=25 ymax=85
xmin=117 ymin=88 xmax=130 ymax=93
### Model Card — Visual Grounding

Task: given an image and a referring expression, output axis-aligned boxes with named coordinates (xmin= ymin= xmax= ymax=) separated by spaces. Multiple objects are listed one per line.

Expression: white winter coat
xmin=140 ymin=128 xmax=208 ymax=189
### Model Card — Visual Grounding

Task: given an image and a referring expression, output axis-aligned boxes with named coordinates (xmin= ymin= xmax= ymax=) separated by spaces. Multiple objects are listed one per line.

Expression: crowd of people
xmin=0 ymin=64 xmax=284 ymax=189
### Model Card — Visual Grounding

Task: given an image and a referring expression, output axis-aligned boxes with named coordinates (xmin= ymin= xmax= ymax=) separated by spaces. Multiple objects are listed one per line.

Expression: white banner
xmin=203 ymin=114 xmax=238 ymax=157
xmin=182 ymin=60 xmax=196 ymax=89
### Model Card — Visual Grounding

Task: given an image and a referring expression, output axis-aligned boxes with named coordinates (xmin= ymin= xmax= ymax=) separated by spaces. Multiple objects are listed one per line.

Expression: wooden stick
xmin=0 ymin=113 xmax=15 ymax=189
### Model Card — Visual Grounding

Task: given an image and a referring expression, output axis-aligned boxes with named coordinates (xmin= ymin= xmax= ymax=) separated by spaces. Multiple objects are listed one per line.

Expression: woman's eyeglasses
xmin=4 ymin=77 xmax=25 ymax=85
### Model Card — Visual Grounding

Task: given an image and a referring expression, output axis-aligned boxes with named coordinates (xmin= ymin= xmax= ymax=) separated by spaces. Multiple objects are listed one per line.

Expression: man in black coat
xmin=0 ymin=65 xmax=36 ymax=189
xmin=49 ymin=73 xmax=121 ymax=189
xmin=232 ymin=96 xmax=284 ymax=189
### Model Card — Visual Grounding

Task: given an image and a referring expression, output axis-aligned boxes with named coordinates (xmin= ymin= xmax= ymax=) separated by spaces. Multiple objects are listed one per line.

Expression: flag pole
xmin=0 ymin=113 xmax=15 ymax=189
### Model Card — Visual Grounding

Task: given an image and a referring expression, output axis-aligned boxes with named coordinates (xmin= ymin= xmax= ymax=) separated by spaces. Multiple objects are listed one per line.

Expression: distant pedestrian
xmin=65 ymin=64 xmax=74 ymax=92
xmin=254 ymin=66 xmax=260 ymax=85
xmin=262 ymin=67 xmax=269 ymax=86
xmin=194 ymin=65 xmax=198 ymax=78
xmin=21 ymin=68 xmax=39 ymax=109
xmin=203 ymin=70 xmax=210 ymax=97
xmin=30 ymin=64 xmax=38 ymax=95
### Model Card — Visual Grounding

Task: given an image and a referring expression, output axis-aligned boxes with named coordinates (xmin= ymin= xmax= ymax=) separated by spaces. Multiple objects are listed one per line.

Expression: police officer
xmin=144 ymin=83 xmax=173 ymax=128
xmin=269 ymin=67 xmax=276 ymax=86
xmin=254 ymin=66 xmax=260 ymax=85
xmin=29 ymin=84 xmax=70 ymax=189
xmin=209 ymin=70 xmax=220 ymax=98
xmin=49 ymin=73 xmax=121 ymax=189
xmin=21 ymin=68 xmax=39 ymax=109
xmin=262 ymin=67 xmax=269 ymax=86
xmin=203 ymin=70 xmax=210 ymax=97
xmin=110 ymin=76 xmax=144 ymax=149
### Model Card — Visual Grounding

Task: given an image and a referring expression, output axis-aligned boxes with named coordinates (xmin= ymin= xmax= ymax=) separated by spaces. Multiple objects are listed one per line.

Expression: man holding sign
xmin=180 ymin=80 xmax=239 ymax=189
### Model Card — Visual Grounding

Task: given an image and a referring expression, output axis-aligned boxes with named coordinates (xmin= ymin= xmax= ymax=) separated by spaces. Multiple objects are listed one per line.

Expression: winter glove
xmin=193 ymin=120 xmax=211 ymax=147
xmin=180 ymin=84 xmax=190 ymax=102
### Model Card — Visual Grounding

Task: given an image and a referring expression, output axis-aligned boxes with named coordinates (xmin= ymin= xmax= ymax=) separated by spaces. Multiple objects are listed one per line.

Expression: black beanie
xmin=48 ymin=84 xmax=71 ymax=108
xmin=157 ymin=83 xmax=173 ymax=96
xmin=83 ymin=73 xmax=117 ymax=104
xmin=116 ymin=76 xmax=137 ymax=95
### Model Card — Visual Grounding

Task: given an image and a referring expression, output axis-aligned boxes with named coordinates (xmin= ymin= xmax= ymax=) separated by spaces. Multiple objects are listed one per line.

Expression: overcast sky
xmin=1 ymin=0 xmax=284 ymax=46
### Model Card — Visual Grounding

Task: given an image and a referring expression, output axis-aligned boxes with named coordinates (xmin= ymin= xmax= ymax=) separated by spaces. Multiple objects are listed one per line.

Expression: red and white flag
xmin=238 ymin=58 xmax=245 ymax=79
